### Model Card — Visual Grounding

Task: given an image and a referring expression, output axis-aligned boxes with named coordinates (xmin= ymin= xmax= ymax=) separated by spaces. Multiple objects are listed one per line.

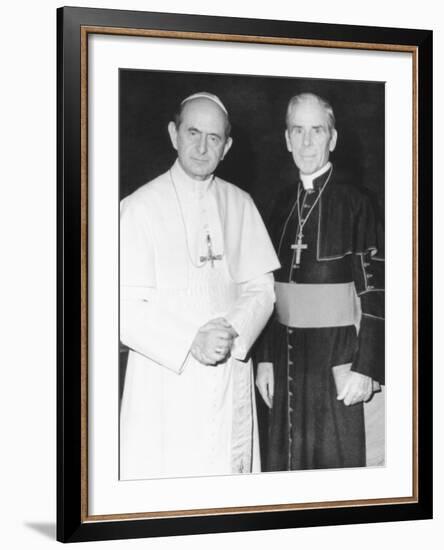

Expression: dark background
xmin=120 ymin=69 xmax=385 ymax=212
xmin=119 ymin=68 xmax=385 ymax=466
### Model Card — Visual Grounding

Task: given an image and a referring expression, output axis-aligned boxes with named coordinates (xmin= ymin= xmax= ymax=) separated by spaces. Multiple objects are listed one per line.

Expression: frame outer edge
xmin=417 ymin=29 xmax=433 ymax=518
xmin=57 ymin=6 xmax=84 ymax=542
xmin=56 ymin=5 xmax=64 ymax=541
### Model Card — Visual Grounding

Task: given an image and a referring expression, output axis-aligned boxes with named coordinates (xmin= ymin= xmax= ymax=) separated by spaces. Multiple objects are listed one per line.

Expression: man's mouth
xmin=301 ymin=157 xmax=316 ymax=163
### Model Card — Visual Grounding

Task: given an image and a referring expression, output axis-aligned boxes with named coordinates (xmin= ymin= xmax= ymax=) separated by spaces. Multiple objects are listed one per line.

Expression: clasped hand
xmin=191 ymin=317 xmax=238 ymax=365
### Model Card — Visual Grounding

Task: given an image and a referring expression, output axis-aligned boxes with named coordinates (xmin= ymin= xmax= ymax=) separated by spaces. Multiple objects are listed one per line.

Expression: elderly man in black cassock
xmin=256 ymin=92 xmax=384 ymax=471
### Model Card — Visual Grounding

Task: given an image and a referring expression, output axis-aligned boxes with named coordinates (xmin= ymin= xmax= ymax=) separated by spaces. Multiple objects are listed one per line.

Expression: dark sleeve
xmin=254 ymin=311 xmax=278 ymax=363
xmin=252 ymin=188 xmax=290 ymax=364
xmin=351 ymin=250 xmax=385 ymax=385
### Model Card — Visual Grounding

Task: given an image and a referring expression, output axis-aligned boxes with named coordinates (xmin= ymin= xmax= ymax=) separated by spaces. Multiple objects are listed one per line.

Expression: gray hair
xmin=285 ymin=92 xmax=336 ymax=133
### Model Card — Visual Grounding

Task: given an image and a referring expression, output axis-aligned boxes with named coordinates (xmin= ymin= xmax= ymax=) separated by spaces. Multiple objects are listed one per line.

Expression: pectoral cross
xmin=200 ymin=234 xmax=223 ymax=268
xmin=291 ymin=233 xmax=308 ymax=267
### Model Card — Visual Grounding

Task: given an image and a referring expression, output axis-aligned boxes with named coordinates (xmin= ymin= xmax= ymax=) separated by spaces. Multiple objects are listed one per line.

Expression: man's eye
xmin=209 ymin=136 xmax=220 ymax=145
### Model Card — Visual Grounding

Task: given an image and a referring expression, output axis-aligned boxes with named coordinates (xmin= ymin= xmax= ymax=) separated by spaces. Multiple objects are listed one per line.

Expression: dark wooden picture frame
xmin=57 ymin=6 xmax=432 ymax=543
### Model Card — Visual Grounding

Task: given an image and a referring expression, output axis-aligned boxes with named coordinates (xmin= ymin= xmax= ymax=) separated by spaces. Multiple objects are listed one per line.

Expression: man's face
xmin=168 ymin=98 xmax=232 ymax=181
xmin=285 ymin=99 xmax=337 ymax=175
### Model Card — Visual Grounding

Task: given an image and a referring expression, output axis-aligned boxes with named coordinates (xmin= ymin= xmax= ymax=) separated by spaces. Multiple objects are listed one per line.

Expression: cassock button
xmin=366 ymin=273 xmax=374 ymax=278
xmin=288 ymin=328 xmax=293 ymax=335
xmin=288 ymin=345 xmax=293 ymax=350
xmin=368 ymin=284 xmax=375 ymax=290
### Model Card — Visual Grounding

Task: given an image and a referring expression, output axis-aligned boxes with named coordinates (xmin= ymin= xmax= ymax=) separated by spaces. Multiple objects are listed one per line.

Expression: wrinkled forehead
xmin=287 ymin=99 xmax=330 ymax=128
xmin=180 ymin=98 xmax=228 ymax=129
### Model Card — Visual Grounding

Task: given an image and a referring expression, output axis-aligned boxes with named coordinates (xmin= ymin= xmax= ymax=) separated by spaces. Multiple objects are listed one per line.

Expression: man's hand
xmin=337 ymin=371 xmax=373 ymax=406
xmin=256 ymin=362 xmax=274 ymax=408
xmin=191 ymin=317 xmax=237 ymax=365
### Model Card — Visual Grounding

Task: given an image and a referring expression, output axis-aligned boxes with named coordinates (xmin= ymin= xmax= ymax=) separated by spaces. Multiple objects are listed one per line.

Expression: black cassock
xmin=258 ymin=165 xmax=384 ymax=471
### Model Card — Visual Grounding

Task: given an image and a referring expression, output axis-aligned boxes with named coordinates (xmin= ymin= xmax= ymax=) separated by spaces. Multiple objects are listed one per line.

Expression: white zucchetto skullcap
xmin=181 ymin=92 xmax=228 ymax=115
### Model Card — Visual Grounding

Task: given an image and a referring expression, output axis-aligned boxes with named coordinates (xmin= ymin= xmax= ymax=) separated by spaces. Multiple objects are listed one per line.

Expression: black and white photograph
xmin=118 ymin=69 xmax=385 ymax=481
xmin=1 ymin=0 xmax=439 ymax=547
xmin=54 ymin=5 xmax=433 ymax=544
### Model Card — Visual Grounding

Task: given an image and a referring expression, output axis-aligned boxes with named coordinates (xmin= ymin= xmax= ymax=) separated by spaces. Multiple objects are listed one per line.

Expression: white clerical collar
xmin=172 ymin=159 xmax=214 ymax=194
xmin=300 ymin=162 xmax=332 ymax=191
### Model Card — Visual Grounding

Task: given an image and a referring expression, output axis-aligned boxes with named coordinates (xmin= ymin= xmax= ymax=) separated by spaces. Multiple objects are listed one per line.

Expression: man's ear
xmin=168 ymin=121 xmax=178 ymax=151
xmin=221 ymin=137 xmax=233 ymax=160
xmin=329 ymin=128 xmax=338 ymax=152
xmin=284 ymin=129 xmax=292 ymax=152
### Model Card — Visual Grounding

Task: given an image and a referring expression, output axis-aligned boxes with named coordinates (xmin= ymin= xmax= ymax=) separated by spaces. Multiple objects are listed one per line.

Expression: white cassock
xmin=120 ymin=160 xmax=280 ymax=480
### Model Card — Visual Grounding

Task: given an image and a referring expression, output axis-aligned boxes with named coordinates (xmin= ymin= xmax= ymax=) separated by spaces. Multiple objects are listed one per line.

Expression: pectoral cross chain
xmin=291 ymin=233 xmax=308 ymax=267
xmin=200 ymin=234 xmax=222 ymax=268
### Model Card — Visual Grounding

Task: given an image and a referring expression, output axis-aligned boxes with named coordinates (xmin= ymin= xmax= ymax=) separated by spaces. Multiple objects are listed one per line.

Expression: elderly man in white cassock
xmin=120 ymin=92 xmax=280 ymax=480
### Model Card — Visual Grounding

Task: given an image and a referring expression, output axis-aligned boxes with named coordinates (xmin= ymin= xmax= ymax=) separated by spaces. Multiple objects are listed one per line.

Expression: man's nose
xmin=303 ymin=130 xmax=313 ymax=146
xmin=198 ymin=135 xmax=208 ymax=154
